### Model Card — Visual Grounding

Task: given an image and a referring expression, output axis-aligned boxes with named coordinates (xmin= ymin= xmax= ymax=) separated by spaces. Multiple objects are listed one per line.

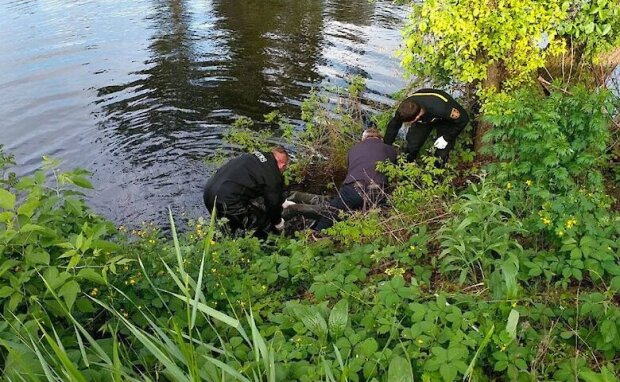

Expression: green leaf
xmin=58 ymin=280 xmax=80 ymax=310
xmin=0 ymin=286 xmax=14 ymax=298
xmin=388 ymin=356 xmax=414 ymax=382
xmin=579 ymin=368 xmax=605 ymax=382
xmin=600 ymin=24 xmax=612 ymax=36
xmin=77 ymin=268 xmax=106 ymax=285
xmin=355 ymin=338 xmax=378 ymax=359
xmin=506 ymin=309 xmax=519 ymax=340
xmin=25 ymin=250 xmax=50 ymax=266
xmin=69 ymin=175 xmax=93 ymax=189
xmin=600 ymin=320 xmax=617 ymax=343
xmin=68 ymin=255 xmax=82 ymax=270
xmin=291 ymin=304 xmax=328 ymax=340
xmin=0 ymin=189 xmax=16 ymax=210
xmin=440 ymin=363 xmax=458 ymax=382
xmin=328 ymin=299 xmax=348 ymax=338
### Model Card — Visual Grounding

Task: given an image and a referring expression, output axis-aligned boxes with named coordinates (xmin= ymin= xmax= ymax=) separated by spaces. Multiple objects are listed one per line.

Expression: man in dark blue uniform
xmin=203 ymin=147 xmax=288 ymax=238
xmin=384 ymin=88 xmax=469 ymax=165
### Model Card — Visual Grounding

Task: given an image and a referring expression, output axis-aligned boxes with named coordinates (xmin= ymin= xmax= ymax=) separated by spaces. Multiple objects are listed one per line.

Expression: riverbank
xmin=1 ymin=94 xmax=618 ymax=380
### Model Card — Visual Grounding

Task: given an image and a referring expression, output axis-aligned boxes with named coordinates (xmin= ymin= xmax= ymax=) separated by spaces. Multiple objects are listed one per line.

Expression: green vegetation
xmin=1 ymin=138 xmax=618 ymax=380
xmin=1 ymin=1 xmax=619 ymax=380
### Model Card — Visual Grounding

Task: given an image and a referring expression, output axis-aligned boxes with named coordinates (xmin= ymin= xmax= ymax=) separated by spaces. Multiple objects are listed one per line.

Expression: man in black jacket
xmin=203 ymin=147 xmax=288 ymax=238
xmin=384 ymin=88 xmax=469 ymax=165
xmin=303 ymin=128 xmax=396 ymax=230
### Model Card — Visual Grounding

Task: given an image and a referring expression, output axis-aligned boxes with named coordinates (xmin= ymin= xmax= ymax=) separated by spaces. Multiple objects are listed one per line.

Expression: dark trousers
xmin=314 ymin=183 xmax=384 ymax=231
xmin=204 ymin=193 xmax=271 ymax=238
xmin=405 ymin=121 xmax=462 ymax=164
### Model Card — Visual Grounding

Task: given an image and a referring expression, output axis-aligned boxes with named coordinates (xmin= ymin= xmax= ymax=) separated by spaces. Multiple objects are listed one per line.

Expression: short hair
xmin=271 ymin=146 xmax=289 ymax=159
xmin=362 ymin=128 xmax=383 ymax=140
xmin=398 ymin=99 xmax=423 ymax=122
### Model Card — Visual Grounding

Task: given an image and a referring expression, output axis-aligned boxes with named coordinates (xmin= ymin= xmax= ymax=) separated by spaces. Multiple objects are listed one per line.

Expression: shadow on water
xmin=0 ymin=0 xmax=406 ymax=226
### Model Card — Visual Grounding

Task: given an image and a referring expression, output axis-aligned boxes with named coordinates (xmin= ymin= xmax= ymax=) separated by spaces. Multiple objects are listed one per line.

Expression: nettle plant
xmin=484 ymin=86 xmax=613 ymax=192
xmin=0 ymin=149 xmax=120 ymax=319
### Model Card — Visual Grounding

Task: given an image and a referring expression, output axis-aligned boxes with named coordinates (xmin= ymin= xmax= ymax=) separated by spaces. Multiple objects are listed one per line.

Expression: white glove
xmin=274 ymin=218 xmax=285 ymax=230
xmin=282 ymin=200 xmax=296 ymax=208
xmin=434 ymin=136 xmax=448 ymax=150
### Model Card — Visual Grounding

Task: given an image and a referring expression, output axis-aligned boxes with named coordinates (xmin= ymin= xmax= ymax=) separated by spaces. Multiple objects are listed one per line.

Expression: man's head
xmin=271 ymin=146 xmax=289 ymax=173
xmin=362 ymin=128 xmax=382 ymax=140
xmin=399 ymin=100 xmax=426 ymax=123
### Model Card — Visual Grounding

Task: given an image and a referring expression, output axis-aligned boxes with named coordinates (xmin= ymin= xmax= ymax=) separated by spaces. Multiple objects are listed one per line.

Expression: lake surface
xmin=0 ymin=0 xmax=407 ymax=226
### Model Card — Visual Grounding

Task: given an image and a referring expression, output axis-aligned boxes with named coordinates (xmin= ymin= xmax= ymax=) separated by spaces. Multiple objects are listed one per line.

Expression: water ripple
xmin=0 ymin=0 xmax=406 ymax=226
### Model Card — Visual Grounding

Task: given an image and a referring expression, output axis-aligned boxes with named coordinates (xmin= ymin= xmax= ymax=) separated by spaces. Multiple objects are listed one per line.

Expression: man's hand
xmin=434 ymin=136 xmax=448 ymax=150
xmin=274 ymin=218 xmax=285 ymax=231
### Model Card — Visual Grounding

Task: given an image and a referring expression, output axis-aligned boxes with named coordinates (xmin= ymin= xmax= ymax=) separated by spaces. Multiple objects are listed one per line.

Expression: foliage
xmin=438 ymin=178 xmax=524 ymax=297
xmin=400 ymin=0 xmax=567 ymax=89
xmin=324 ymin=209 xmax=386 ymax=246
xmin=484 ymin=86 xmax=619 ymax=288
xmin=557 ymin=0 xmax=620 ymax=61
xmin=484 ymin=85 xmax=614 ymax=192
xmin=0 ymin=156 xmax=618 ymax=380
xmin=378 ymin=156 xmax=454 ymax=219
xmin=0 ymin=148 xmax=121 ymax=321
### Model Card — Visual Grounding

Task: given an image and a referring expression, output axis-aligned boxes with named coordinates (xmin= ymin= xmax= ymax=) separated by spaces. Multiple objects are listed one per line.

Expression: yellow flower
xmin=506 ymin=182 xmax=512 ymax=190
xmin=129 ymin=278 xmax=136 ymax=285
xmin=385 ymin=267 xmax=405 ymax=277
xmin=90 ymin=288 xmax=98 ymax=297
xmin=525 ymin=180 xmax=532 ymax=186
xmin=512 ymin=301 xmax=517 ymax=308
xmin=409 ymin=245 xmax=416 ymax=251
xmin=541 ymin=217 xmax=552 ymax=225
xmin=565 ymin=218 xmax=577 ymax=229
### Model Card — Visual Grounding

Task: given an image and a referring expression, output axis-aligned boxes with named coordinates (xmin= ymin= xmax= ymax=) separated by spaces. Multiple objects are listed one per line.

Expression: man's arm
xmin=264 ymin=183 xmax=285 ymax=226
xmin=386 ymin=145 xmax=398 ymax=163
xmin=383 ymin=111 xmax=403 ymax=145
xmin=440 ymin=110 xmax=469 ymax=143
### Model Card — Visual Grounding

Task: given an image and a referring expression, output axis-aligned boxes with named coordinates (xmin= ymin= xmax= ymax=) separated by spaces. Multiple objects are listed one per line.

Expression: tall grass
xmin=3 ymin=209 xmax=276 ymax=382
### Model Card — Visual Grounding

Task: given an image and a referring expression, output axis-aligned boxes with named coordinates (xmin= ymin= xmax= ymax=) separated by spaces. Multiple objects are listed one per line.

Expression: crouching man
xmin=203 ymin=147 xmax=289 ymax=238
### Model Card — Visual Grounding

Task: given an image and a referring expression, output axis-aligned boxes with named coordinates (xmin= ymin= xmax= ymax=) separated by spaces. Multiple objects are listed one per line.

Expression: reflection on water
xmin=0 ymin=0 xmax=407 ymax=225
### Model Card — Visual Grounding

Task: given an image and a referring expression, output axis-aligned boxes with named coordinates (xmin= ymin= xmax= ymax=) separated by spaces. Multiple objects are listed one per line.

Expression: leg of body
xmin=287 ymin=191 xmax=329 ymax=206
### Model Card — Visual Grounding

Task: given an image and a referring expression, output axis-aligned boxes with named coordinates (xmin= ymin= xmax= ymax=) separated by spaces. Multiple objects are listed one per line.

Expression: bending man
xmin=384 ymin=88 xmax=469 ymax=164
xmin=311 ymin=128 xmax=396 ymax=230
xmin=203 ymin=147 xmax=288 ymax=238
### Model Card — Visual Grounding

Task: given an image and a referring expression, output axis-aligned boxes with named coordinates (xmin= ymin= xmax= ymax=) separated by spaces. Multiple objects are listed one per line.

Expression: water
xmin=0 ymin=0 xmax=407 ymax=226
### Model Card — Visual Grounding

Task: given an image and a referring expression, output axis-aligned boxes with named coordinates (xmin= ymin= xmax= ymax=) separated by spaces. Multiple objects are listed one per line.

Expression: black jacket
xmin=204 ymin=151 xmax=284 ymax=225
xmin=384 ymin=88 xmax=469 ymax=145
xmin=343 ymin=138 xmax=397 ymax=187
